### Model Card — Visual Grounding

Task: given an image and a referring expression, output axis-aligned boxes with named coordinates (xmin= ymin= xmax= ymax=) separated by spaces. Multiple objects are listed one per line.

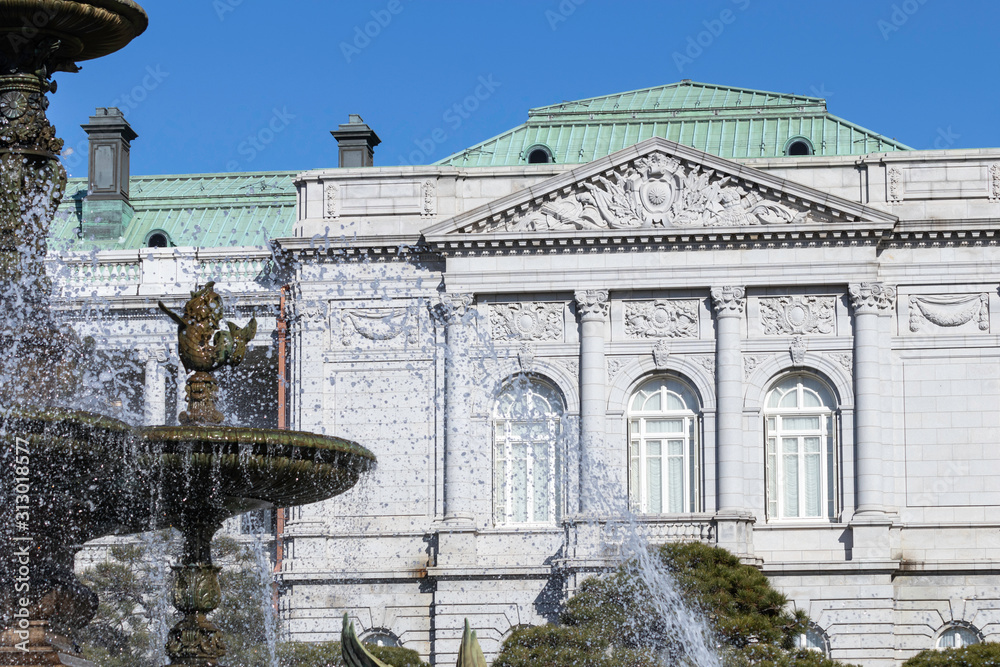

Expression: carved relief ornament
xmin=574 ymin=290 xmax=610 ymax=320
xmin=759 ymin=296 xmax=835 ymax=335
xmin=490 ymin=302 xmax=563 ymax=341
xmin=470 ymin=152 xmax=822 ymax=233
xmin=909 ymin=293 xmax=989 ymax=332
xmin=848 ymin=283 xmax=896 ymax=314
xmin=341 ymin=308 xmax=416 ymax=345
xmin=710 ymin=286 xmax=746 ymax=315
xmin=324 ymin=183 xmax=338 ymax=219
xmin=624 ymin=299 xmax=699 ymax=339
xmin=435 ymin=293 xmax=475 ymax=323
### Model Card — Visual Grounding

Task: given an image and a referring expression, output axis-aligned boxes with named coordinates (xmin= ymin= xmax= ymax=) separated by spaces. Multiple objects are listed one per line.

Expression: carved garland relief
xmin=909 ymin=294 xmax=989 ymax=333
xmin=470 ymin=152 xmax=825 ymax=233
xmin=340 ymin=308 xmax=417 ymax=346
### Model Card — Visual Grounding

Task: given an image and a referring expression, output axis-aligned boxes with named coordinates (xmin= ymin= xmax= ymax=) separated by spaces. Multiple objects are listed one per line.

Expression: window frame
xmin=627 ymin=376 xmax=702 ymax=515
xmin=764 ymin=374 xmax=838 ymax=522
xmin=492 ymin=376 xmax=563 ymax=526
xmin=936 ymin=624 xmax=981 ymax=650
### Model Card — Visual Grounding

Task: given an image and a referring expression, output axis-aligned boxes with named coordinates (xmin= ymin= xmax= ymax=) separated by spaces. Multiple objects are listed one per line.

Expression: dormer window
xmin=785 ymin=137 xmax=814 ymax=156
xmin=526 ymin=145 xmax=554 ymax=164
xmin=146 ymin=230 xmax=170 ymax=248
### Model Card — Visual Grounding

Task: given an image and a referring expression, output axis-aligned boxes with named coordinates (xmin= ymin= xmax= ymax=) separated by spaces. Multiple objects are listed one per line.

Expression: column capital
xmin=710 ymin=286 xmax=746 ymax=316
xmin=574 ymin=289 xmax=609 ymax=321
xmin=434 ymin=292 xmax=475 ymax=323
xmin=849 ymin=282 xmax=896 ymax=315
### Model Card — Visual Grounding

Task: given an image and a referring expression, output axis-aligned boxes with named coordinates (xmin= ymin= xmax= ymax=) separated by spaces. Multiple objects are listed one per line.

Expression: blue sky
xmin=48 ymin=0 xmax=1000 ymax=177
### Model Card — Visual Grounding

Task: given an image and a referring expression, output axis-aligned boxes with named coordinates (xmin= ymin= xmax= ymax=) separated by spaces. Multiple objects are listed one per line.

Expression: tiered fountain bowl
xmin=0 ymin=4 xmax=378 ymax=666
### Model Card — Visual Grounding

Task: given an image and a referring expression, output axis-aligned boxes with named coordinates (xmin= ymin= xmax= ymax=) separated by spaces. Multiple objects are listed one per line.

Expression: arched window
xmin=493 ymin=377 xmax=563 ymax=525
xmin=628 ymin=377 xmax=701 ymax=514
xmin=784 ymin=136 xmax=814 ymax=156
xmin=795 ymin=625 xmax=829 ymax=654
xmin=937 ymin=624 xmax=981 ymax=649
xmin=525 ymin=145 xmax=554 ymax=164
xmin=362 ymin=629 xmax=400 ymax=648
xmin=764 ymin=374 xmax=837 ymax=520
xmin=145 ymin=229 xmax=171 ymax=247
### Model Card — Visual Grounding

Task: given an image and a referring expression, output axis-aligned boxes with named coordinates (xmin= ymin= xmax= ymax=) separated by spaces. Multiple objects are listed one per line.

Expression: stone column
xmin=438 ymin=293 xmax=476 ymax=525
xmin=711 ymin=286 xmax=746 ymax=513
xmin=574 ymin=289 xmax=610 ymax=514
xmin=143 ymin=348 xmax=168 ymax=426
xmin=848 ymin=282 xmax=896 ymax=516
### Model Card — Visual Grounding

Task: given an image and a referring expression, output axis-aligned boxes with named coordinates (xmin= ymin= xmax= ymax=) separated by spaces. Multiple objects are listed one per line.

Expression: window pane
xmin=784 ymin=416 xmax=821 ymax=431
xmin=667 ymin=440 xmax=684 ymax=457
xmin=778 ymin=390 xmax=798 ymax=408
xmin=643 ymin=391 xmax=662 ymax=411
xmin=805 ymin=453 xmax=821 ymax=516
xmin=804 ymin=436 xmax=821 ymax=453
xmin=647 ymin=455 xmax=662 ymax=514
xmin=532 ymin=442 xmax=549 ymax=521
xmin=668 ymin=455 xmax=684 ymax=513
xmin=512 ymin=444 xmax=528 ymax=522
xmin=647 ymin=419 xmax=683 ymax=434
xmin=802 ymin=389 xmax=822 ymax=408
xmin=666 ymin=391 xmax=685 ymax=411
xmin=783 ymin=452 xmax=799 ymax=517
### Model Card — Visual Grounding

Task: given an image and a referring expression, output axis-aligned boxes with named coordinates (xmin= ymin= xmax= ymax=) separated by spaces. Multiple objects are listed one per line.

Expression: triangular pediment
xmin=423 ymin=137 xmax=896 ymax=241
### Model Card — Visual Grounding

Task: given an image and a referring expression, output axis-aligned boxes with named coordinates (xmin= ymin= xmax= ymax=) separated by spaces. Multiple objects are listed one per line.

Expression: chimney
xmin=331 ymin=114 xmax=380 ymax=168
xmin=81 ymin=107 xmax=137 ymax=240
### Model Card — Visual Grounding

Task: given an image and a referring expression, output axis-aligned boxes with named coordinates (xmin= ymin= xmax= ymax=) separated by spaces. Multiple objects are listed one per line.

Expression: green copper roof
xmin=50 ymin=171 xmax=297 ymax=251
xmin=435 ymin=80 xmax=911 ymax=167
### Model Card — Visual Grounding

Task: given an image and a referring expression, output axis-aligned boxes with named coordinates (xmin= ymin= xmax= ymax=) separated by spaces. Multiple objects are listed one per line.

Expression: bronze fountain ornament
xmin=0 ymin=3 xmax=376 ymax=666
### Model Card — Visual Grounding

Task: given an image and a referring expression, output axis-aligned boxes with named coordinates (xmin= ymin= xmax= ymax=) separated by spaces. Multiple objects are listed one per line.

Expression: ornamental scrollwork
xmin=470 ymin=151 xmax=819 ymax=233
xmin=908 ymin=294 xmax=989 ymax=332
xmin=490 ymin=302 xmax=563 ymax=341
xmin=759 ymin=296 xmax=835 ymax=336
xmin=624 ymin=299 xmax=699 ymax=339
xmin=435 ymin=293 xmax=475 ymax=323
xmin=324 ymin=183 xmax=339 ymax=218
xmin=710 ymin=286 xmax=746 ymax=315
xmin=422 ymin=180 xmax=436 ymax=217
xmin=574 ymin=290 xmax=610 ymax=320
xmin=848 ymin=283 xmax=896 ymax=314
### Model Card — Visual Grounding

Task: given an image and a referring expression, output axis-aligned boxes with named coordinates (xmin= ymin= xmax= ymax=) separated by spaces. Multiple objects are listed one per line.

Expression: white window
xmin=765 ymin=375 xmax=837 ymax=520
xmin=937 ymin=625 xmax=980 ymax=649
xmin=628 ymin=377 xmax=700 ymax=514
xmin=493 ymin=377 xmax=563 ymax=525
xmin=795 ymin=626 xmax=828 ymax=654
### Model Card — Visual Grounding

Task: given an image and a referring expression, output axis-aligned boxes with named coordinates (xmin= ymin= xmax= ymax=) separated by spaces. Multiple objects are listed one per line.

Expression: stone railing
xmin=48 ymin=246 xmax=277 ymax=299
xmin=561 ymin=514 xmax=718 ymax=565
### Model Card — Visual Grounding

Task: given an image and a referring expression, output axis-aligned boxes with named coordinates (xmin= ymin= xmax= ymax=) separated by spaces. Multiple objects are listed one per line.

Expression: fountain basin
xmin=0 ymin=0 xmax=148 ymax=65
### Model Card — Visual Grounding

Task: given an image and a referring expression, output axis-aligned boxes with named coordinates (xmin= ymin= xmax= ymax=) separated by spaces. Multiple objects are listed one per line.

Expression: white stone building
xmin=59 ymin=82 xmax=1000 ymax=665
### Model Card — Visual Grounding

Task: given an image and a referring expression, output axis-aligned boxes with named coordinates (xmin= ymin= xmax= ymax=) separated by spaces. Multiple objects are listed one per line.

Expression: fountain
xmin=0 ymin=3 xmax=377 ymax=666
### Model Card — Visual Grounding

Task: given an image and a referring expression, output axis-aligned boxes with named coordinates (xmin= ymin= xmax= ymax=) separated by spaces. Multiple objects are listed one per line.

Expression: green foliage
xmin=276 ymin=640 xmax=428 ymax=667
xmin=212 ymin=535 xmax=280 ymax=667
xmin=495 ymin=541 xmax=858 ymax=667
xmin=77 ymin=536 xmax=178 ymax=667
xmin=902 ymin=642 xmax=1000 ymax=667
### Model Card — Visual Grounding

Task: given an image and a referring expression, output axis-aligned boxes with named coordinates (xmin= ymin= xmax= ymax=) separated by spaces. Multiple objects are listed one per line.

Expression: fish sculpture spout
xmin=159 ymin=282 xmax=257 ymax=425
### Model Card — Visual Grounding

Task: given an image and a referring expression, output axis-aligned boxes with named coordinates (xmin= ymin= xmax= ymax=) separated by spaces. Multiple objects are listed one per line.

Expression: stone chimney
xmin=81 ymin=107 xmax=137 ymax=239
xmin=331 ymin=114 xmax=380 ymax=167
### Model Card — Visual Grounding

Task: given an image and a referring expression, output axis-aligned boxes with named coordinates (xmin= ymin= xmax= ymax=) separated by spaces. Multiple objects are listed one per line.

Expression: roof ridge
xmin=529 ymin=80 xmax=825 ymax=114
